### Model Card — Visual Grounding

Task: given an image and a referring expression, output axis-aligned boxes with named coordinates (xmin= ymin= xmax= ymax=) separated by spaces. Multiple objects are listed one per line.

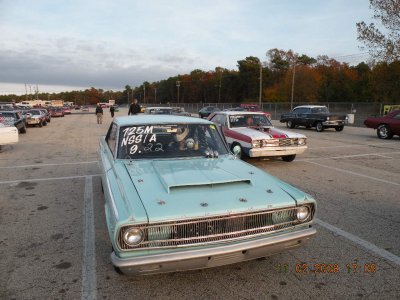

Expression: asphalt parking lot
xmin=0 ymin=108 xmax=399 ymax=300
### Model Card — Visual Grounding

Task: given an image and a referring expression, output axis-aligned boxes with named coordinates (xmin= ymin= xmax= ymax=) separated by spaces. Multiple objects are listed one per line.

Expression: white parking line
xmin=315 ymin=219 xmax=400 ymax=266
xmin=0 ymin=161 xmax=99 ymax=169
xmin=297 ymin=151 xmax=400 ymax=162
xmin=305 ymin=161 xmax=400 ymax=186
xmin=308 ymin=141 xmax=397 ymax=150
xmin=0 ymin=174 xmax=101 ymax=185
xmin=81 ymin=176 xmax=97 ymax=300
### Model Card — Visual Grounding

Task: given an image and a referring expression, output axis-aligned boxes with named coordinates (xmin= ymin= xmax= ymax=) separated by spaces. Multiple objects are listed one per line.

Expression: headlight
xmin=251 ymin=140 xmax=262 ymax=148
xmin=298 ymin=138 xmax=306 ymax=145
xmin=326 ymin=116 xmax=330 ymax=121
xmin=123 ymin=227 xmax=143 ymax=246
xmin=262 ymin=139 xmax=279 ymax=147
xmin=297 ymin=206 xmax=310 ymax=222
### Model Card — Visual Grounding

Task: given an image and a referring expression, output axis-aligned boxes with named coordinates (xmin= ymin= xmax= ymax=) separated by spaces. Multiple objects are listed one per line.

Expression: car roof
xmin=294 ymin=105 xmax=327 ymax=109
xmin=214 ymin=111 xmax=265 ymax=116
xmin=146 ymin=106 xmax=172 ymax=110
xmin=115 ymin=115 xmax=212 ymax=126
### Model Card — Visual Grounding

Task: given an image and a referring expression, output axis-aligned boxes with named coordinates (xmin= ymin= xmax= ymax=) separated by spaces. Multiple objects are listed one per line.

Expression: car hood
xmin=230 ymin=127 xmax=305 ymax=139
xmin=123 ymin=157 xmax=307 ymax=222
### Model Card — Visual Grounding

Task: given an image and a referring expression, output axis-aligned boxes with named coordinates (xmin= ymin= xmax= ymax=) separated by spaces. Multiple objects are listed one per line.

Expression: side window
xmin=293 ymin=108 xmax=302 ymax=114
xmin=106 ymin=123 xmax=118 ymax=155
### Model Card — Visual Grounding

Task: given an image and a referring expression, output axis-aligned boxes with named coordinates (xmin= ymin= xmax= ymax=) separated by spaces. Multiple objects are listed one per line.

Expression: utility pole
xmin=176 ymin=81 xmax=180 ymax=104
xmin=25 ymin=84 xmax=27 ymax=100
xmin=218 ymin=74 xmax=222 ymax=103
xmin=143 ymin=85 xmax=146 ymax=104
xmin=290 ymin=62 xmax=296 ymax=110
xmin=259 ymin=63 xmax=262 ymax=107
xmin=154 ymin=88 xmax=157 ymax=104
xmin=35 ymin=84 xmax=39 ymax=100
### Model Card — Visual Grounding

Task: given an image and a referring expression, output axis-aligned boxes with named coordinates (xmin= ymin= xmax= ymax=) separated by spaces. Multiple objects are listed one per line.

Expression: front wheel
xmin=335 ymin=126 xmax=344 ymax=132
xmin=282 ymin=154 xmax=296 ymax=162
xmin=377 ymin=124 xmax=393 ymax=139
xmin=287 ymin=120 xmax=295 ymax=129
xmin=315 ymin=122 xmax=324 ymax=132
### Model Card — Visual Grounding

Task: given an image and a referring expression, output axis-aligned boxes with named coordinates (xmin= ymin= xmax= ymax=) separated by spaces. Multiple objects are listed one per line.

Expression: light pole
xmin=290 ymin=61 xmax=296 ymax=110
xmin=154 ymin=88 xmax=157 ymax=104
xmin=143 ymin=85 xmax=146 ymax=104
xmin=176 ymin=81 xmax=180 ymax=104
xmin=259 ymin=63 xmax=263 ymax=107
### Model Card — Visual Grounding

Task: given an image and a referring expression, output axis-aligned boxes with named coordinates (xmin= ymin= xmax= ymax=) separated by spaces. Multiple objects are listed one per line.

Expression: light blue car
xmin=99 ymin=115 xmax=316 ymax=275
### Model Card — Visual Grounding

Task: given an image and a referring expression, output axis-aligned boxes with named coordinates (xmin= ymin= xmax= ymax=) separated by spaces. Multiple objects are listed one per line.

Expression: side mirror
xmin=232 ymin=145 xmax=242 ymax=158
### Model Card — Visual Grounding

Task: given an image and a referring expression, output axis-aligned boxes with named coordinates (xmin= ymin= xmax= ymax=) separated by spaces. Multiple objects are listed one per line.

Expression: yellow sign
xmin=383 ymin=105 xmax=400 ymax=115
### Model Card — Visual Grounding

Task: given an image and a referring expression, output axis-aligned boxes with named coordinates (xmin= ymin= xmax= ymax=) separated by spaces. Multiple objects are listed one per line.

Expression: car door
xmin=389 ymin=112 xmax=400 ymax=134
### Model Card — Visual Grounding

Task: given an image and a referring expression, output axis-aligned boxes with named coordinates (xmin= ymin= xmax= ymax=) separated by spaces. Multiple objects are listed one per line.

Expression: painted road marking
xmin=0 ymin=174 xmax=101 ymax=185
xmin=315 ymin=218 xmax=400 ymax=266
xmin=305 ymin=161 xmax=400 ymax=186
xmin=297 ymin=151 xmax=400 ymax=162
xmin=81 ymin=176 xmax=97 ymax=300
xmin=308 ymin=142 xmax=397 ymax=150
xmin=0 ymin=161 xmax=99 ymax=169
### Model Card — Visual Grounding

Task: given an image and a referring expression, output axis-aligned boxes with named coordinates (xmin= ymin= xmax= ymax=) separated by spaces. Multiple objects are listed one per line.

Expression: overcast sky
xmin=0 ymin=0 xmax=374 ymax=95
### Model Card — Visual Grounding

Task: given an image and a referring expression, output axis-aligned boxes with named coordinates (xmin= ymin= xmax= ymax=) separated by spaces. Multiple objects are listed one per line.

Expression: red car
xmin=364 ymin=110 xmax=400 ymax=139
xmin=240 ymin=104 xmax=271 ymax=120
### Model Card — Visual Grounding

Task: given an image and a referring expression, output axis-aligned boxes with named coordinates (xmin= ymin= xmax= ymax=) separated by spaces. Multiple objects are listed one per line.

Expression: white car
xmin=0 ymin=123 xmax=18 ymax=151
xmin=209 ymin=111 xmax=307 ymax=162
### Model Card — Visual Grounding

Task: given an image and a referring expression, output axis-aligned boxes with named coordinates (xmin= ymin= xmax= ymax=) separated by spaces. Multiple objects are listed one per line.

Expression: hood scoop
xmin=152 ymin=160 xmax=252 ymax=193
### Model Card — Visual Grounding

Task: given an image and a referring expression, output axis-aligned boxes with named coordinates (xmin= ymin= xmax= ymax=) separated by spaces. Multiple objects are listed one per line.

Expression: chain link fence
xmin=165 ymin=102 xmax=389 ymax=127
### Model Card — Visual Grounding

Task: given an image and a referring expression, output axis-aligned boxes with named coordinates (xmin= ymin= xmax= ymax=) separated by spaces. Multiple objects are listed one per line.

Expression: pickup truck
xmin=280 ymin=105 xmax=348 ymax=132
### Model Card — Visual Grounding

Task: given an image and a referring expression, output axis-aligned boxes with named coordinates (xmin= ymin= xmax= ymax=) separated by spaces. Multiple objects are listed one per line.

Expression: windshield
xmin=28 ymin=110 xmax=41 ymax=116
xmin=0 ymin=112 xmax=15 ymax=125
xmin=229 ymin=114 xmax=272 ymax=128
xmin=117 ymin=123 xmax=229 ymax=159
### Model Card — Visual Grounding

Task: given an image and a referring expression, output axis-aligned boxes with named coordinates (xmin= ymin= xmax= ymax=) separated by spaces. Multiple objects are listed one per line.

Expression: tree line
xmin=1 ymin=49 xmax=399 ymax=105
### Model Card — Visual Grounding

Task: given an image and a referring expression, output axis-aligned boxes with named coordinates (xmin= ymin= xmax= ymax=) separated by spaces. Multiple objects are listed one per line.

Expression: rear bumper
xmin=111 ymin=227 xmax=316 ymax=275
xmin=249 ymin=146 xmax=307 ymax=158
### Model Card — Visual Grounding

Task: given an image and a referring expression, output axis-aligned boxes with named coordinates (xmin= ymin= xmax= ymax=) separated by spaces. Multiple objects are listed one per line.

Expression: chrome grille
xmin=279 ymin=138 xmax=302 ymax=147
xmin=118 ymin=204 xmax=315 ymax=250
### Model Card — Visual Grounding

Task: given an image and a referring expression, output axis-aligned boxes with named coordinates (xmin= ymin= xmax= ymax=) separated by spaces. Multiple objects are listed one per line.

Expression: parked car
xmin=98 ymin=115 xmax=316 ymax=275
xmin=198 ymin=106 xmax=220 ymax=118
xmin=0 ymin=110 xmax=27 ymax=133
xmin=209 ymin=111 xmax=307 ymax=161
xmin=0 ymin=123 xmax=18 ymax=151
xmin=82 ymin=106 xmax=90 ymax=112
xmin=364 ymin=110 xmax=400 ymax=139
xmin=24 ymin=109 xmax=47 ymax=127
xmin=239 ymin=104 xmax=272 ymax=120
xmin=62 ymin=107 xmax=72 ymax=115
xmin=50 ymin=108 xmax=65 ymax=117
xmin=280 ymin=105 xmax=348 ymax=132
xmin=144 ymin=106 xmax=191 ymax=116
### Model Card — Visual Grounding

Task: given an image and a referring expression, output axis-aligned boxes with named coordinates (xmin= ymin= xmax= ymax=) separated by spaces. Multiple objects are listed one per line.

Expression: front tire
xmin=377 ymin=124 xmax=393 ymax=139
xmin=316 ymin=122 xmax=324 ymax=132
xmin=282 ymin=154 xmax=296 ymax=162
xmin=335 ymin=126 xmax=344 ymax=132
xmin=287 ymin=120 xmax=295 ymax=129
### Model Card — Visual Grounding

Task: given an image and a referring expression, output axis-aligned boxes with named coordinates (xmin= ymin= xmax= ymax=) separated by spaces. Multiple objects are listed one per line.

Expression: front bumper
xmin=111 ymin=227 xmax=316 ymax=275
xmin=322 ymin=120 xmax=345 ymax=127
xmin=249 ymin=145 xmax=307 ymax=158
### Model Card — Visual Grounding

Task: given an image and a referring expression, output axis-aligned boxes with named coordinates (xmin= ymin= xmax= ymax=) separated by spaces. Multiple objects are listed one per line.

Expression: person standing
xmin=110 ymin=105 xmax=115 ymax=118
xmin=128 ymin=99 xmax=141 ymax=115
xmin=95 ymin=104 xmax=103 ymax=124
